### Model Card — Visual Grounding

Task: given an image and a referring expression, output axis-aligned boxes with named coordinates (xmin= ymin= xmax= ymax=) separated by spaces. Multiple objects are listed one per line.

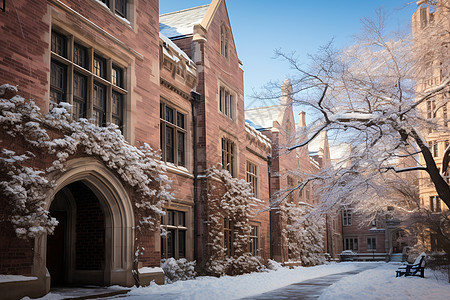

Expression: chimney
xmin=298 ymin=111 xmax=306 ymax=128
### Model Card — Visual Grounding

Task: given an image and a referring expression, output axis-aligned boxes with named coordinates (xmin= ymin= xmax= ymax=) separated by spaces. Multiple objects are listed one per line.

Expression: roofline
xmin=245 ymin=105 xmax=284 ymax=111
xmin=200 ymin=0 xmax=222 ymax=30
xmin=159 ymin=4 xmax=210 ymax=17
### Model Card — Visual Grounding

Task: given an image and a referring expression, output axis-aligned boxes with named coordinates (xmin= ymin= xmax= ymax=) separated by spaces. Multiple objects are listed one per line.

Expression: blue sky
xmin=160 ymin=1 xmax=418 ymax=114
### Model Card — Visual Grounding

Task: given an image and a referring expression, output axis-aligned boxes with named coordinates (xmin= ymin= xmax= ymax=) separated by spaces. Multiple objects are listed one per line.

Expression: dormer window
xmin=220 ymin=24 xmax=228 ymax=58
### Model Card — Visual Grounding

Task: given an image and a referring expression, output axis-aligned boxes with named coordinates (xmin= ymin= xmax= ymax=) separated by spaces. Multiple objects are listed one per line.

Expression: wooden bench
xmin=395 ymin=252 xmax=426 ymax=278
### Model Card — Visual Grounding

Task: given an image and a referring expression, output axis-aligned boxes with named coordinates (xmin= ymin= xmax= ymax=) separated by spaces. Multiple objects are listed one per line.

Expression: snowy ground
xmin=28 ymin=262 xmax=450 ymax=300
xmin=123 ymin=262 xmax=360 ymax=300
xmin=319 ymin=263 xmax=450 ymax=300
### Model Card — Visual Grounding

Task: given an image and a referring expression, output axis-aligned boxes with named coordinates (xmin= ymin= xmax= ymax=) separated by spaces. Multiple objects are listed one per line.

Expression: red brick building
xmin=0 ymin=1 xmax=273 ymax=298
xmin=0 ymin=0 xmax=337 ymax=298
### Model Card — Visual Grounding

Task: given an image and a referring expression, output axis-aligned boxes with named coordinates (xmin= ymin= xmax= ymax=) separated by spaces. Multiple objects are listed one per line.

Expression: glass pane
xmin=73 ymin=73 xmax=86 ymax=99
xmin=166 ymin=126 xmax=174 ymax=163
xmin=177 ymin=131 xmax=185 ymax=166
xmin=167 ymin=229 xmax=175 ymax=258
xmin=93 ymin=109 xmax=104 ymax=127
xmin=165 ymin=106 xmax=174 ymax=123
xmin=161 ymin=235 xmax=166 ymax=259
xmin=167 ymin=210 xmax=175 ymax=226
xmin=178 ymin=211 xmax=185 ymax=227
xmin=51 ymin=61 xmax=65 ymax=89
xmin=50 ymin=61 xmax=66 ymax=102
xmin=112 ymin=66 xmax=123 ymax=87
xmin=112 ymin=92 xmax=122 ymax=116
xmin=93 ymin=56 xmax=105 ymax=78
xmin=93 ymin=83 xmax=106 ymax=109
xmin=115 ymin=0 xmax=126 ymax=17
xmin=51 ymin=31 xmax=66 ymax=57
xmin=178 ymin=230 xmax=186 ymax=258
xmin=177 ymin=112 xmax=184 ymax=129
xmin=74 ymin=44 xmax=87 ymax=68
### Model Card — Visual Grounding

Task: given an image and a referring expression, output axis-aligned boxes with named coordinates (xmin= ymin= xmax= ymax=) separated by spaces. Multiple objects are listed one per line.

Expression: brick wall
xmin=72 ymin=181 xmax=105 ymax=270
xmin=0 ymin=221 xmax=34 ymax=275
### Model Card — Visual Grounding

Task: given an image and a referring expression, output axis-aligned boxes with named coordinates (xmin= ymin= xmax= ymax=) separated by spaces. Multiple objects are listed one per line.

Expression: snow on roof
xmin=159 ymin=32 xmax=193 ymax=64
xmin=245 ymin=122 xmax=272 ymax=149
xmin=159 ymin=5 xmax=210 ymax=39
xmin=245 ymin=105 xmax=284 ymax=130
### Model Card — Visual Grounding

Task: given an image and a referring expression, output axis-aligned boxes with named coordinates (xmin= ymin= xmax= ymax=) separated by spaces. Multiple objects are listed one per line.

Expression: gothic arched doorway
xmin=43 ymin=158 xmax=135 ymax=288
xmin=47 ymin=181 xmax=106 ymax=286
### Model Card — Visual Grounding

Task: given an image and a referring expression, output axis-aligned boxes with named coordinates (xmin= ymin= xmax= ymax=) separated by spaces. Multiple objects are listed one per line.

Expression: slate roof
xmin=245 ymin=105 xmax=285 ymax=130
xmin=159 ymin=5 xmax=210 ymax=39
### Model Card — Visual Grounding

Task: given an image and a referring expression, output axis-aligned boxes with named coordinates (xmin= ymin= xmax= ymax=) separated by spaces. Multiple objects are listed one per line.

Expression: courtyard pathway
xmin=239 ymin=263 xmax=381 ymax=300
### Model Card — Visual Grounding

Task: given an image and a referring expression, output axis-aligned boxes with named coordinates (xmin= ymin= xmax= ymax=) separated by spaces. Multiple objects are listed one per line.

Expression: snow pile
xmin=281 ymin=201 xmax=325 ymax=266
xmin=319 ymin=263 xmax=450 ymax=300
xmin=0 ymin=274 xmax=37 ymax=283
xmin=206 ymin=166 xmax=264 ymax=276
xmin=126 ymin=263 xmax=360 ymax=300
xmin=0 ymin=85 xmax=171 ymax=238
xmin=161 ymin=258 xmax=196 ymax=284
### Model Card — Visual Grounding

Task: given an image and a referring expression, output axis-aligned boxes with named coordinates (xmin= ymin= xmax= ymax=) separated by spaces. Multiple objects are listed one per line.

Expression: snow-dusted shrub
xmin=265 ymin=259 xmax=283 ymax=271
xmin=0 ymin=84 xmax=171 ymax=238
xmin=161 ymin=258 xmax=196 ymax=284
xmin=281 ymin=201 xmax=325 ymax=266
xmin=205 ymin=166 xmax=265 ymax=276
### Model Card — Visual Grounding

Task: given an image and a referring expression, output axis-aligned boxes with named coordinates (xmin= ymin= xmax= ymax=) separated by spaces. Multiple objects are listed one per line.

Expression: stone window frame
xmin=221 ymin=136 xmax=236 ymax=177
xmin=367 ymin=237 xmax=377 ymax=251
xmin=342 ymin=210 xmax=352 ymax=226
xmin=160 ymin=100 xmax=187 ymax=167
xmin=50 ymin=28 xmax=128 ymax=133
xmin=344 ymin=237 xmax=358 ymax=251
xmin=223 ymin=217 xmax=234 ymax=257
xmin=160 ymin=209 xmax=188 ymax=259
xmin=220 ymin=23 xmax=229 ymax=58
xmin=246 ymin=160 xmax=259 ymax=198
xmin=249 ymin=223 xmax=260 ymax=256
xmin=219 ymin=85 xmax=236 ymax=120
xmin=97 ymin=0 xmax=129 ymax=20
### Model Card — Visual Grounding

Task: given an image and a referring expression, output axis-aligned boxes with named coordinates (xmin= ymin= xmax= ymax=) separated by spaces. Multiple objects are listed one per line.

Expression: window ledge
xmin=163 ymin=162 xmax=194 ymax=178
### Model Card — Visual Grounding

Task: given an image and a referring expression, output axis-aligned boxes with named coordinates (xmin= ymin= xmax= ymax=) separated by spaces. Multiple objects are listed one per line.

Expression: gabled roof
xmin=245 ymin=105 xmax=285 ymax=130
xmin=159 ymin=5 xmax=210 ymax=39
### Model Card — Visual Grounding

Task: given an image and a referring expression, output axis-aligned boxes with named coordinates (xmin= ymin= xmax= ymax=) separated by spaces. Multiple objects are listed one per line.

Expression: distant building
xmin=412 ymin=0 xmax=450 ymax=250
xmin=0 ymin=0 xmax=273 ymax=298
xmin=245 ymin=79 xmax=336 ymax=262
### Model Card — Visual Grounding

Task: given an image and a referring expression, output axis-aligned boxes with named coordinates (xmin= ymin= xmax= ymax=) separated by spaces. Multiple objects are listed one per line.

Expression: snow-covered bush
xmin=0 ymin=84 xmax=171 ymax=238
xmin=281 ymin=201 xmax=325 ymax=266
xmin=265 ymin=259 xmax=283 ymax=271
xmin=161 ymin=258 xmax=196 ymax=284
xmin=205 ymin=166 xmax=265 ymax=276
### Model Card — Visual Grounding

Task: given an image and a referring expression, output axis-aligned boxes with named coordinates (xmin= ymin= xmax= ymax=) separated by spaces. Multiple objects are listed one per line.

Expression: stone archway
xmin=38 ymin=158 xmax=135 ymax=289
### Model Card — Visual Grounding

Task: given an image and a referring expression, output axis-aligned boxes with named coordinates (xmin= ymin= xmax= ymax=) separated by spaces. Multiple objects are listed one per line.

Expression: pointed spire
xmin=280 ymin=79 xmax=293 ymax=106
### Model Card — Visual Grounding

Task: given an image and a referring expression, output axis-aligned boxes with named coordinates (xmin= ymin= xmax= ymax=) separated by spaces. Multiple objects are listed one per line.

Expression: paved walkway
xmin=240 ymin=263 xmax=381 ymax=300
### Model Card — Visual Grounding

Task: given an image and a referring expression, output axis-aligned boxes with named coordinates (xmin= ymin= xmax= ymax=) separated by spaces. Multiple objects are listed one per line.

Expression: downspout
xmin=267 ymin=154 xmax=273 ymax=259
xmin=190 ymin=90 xmax=201 ymax=259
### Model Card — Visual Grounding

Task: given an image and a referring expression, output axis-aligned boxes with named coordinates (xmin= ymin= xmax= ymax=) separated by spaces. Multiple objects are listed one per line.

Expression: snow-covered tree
xmin=0 ymin=84 xmax=171 ymax=238
xmin=205 ymin=166 xmax=264 ymax=276
xmin=260 ymin=3 xmax=450 ymax=215
xmin=281 ymin=201 xmax=325 ymax=266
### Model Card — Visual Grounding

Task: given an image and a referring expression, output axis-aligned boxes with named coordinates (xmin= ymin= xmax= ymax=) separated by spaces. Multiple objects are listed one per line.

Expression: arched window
xmin=220 ymin=24 xmax=228 ymax=58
